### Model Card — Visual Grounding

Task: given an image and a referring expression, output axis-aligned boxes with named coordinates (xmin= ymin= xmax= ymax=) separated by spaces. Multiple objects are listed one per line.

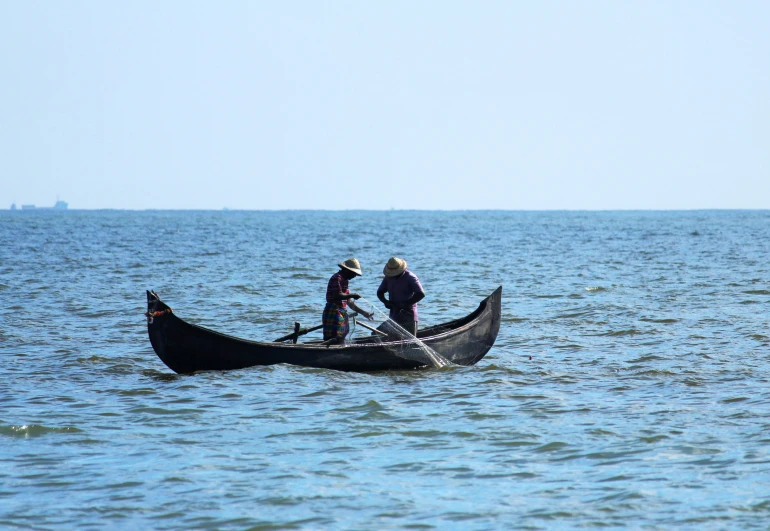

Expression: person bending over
xmin=377 ymin=256 xmax=425 ymax=337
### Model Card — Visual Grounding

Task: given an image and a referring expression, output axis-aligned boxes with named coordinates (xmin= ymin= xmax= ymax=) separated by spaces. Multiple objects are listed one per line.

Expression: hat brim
xmin=339 ymin=263 xmax=362 ymax=276
xmin=383 ymin=261 xmax=407 ymax=277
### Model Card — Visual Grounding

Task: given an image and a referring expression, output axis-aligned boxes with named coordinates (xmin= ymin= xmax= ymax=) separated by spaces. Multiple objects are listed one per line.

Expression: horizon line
xmin=4 ymin=207 xmax=770 ymax=212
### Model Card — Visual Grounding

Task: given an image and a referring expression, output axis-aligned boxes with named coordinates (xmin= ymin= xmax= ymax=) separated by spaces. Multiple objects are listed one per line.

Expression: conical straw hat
xmin=383 ymin=257 xmax=407 ymax=277
xmin=339 ymin=258 xmax=363 ymax=276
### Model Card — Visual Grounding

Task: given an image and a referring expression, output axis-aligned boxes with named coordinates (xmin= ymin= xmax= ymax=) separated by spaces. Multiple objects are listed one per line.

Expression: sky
xmin=1 ymin=1 xmax=768 ymax=210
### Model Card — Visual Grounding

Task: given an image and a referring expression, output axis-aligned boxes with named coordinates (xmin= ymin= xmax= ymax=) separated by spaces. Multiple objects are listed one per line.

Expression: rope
xmin=145 ymin=308 xmax=172 ymax=324
xmin=145 ymin=309 xmax=173 ymax=318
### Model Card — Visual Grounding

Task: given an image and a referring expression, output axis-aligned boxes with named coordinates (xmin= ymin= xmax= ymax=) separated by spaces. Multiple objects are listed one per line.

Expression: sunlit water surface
xmin=1 ymin=210 xmax=769 ymax=530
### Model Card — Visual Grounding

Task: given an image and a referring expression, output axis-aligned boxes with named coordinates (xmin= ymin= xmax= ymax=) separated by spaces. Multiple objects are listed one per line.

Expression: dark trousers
xmin=394 ymin=320 xmax=417 ymax=337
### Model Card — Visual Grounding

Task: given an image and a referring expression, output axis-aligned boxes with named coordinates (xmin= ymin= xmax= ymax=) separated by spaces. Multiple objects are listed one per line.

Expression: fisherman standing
xmin=323 ymin=258 xmax=373 ymax=344
xmin=377 ymin=257 xmax=425 ymax=337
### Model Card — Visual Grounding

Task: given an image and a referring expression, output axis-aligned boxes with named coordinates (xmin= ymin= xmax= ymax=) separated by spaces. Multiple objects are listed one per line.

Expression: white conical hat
xmin=339 ymin=258 xmax=363 ymax=276
xmin=383 ymin=257 xmax=407 ymax=277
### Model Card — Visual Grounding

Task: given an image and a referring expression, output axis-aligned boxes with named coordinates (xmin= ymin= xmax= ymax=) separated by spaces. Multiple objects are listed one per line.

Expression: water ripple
xmin=2 ymin=210 xmax=770 ymax=530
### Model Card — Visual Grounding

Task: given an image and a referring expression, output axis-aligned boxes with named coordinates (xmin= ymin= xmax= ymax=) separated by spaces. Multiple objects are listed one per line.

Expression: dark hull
xmin=146 ymin=287 xmax=502 ymax=373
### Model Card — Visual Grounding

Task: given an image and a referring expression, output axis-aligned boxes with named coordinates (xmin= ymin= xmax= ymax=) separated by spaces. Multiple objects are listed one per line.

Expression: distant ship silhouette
xmin=13 ymin=200 xmax=68 ymax=210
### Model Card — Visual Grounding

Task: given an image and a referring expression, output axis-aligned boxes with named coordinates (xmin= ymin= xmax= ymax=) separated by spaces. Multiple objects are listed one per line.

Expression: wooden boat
xmin=146 ymin=286 xmax=502 ymax=373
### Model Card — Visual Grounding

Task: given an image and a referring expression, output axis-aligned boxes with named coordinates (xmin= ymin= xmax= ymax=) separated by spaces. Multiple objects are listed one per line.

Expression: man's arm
xmin=405 ymin=291 xmax=425 ymax=307
xmin=404 ymin=273 xmax=425 ymax=307
xmin=349 ymin=300 xmax=373 ymax=320
xmin=377 ymin=278 xmax=392 ymax=308
xmin=377 ymin=289 xmax=392 ymax=309
xmin=330 ymin=292 xmax=360 ymax=303
xmin=391 ymin=290 xmax=424 ymax=310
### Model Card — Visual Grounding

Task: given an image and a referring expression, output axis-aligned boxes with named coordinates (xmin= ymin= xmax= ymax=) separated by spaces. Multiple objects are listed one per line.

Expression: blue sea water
xmin=1 ymin=210 xmax=769 ymax=530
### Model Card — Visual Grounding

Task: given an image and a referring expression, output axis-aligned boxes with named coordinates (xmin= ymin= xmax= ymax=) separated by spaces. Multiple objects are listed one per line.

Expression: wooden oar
xmin=273 ymin=312 xmax=386 ymax=343
xmin=273 ymin=322 xmax=324 ymax=343
xmin=355 ymin=319 xmax=388 ymax=337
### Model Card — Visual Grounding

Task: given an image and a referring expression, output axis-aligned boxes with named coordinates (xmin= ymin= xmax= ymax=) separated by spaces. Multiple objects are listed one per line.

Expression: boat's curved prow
xmin=433 ymin=285 xmax=501 ymax=366
xmin=472 ymin=285 xmax=502 ymax=364
xmin=146 ymin=290 xmax=188 ymax=373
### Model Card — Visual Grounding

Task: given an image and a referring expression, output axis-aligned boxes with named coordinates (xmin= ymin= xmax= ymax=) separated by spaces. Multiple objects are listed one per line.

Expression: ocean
xmin=1 ymin=210 xmax=769 ymax=530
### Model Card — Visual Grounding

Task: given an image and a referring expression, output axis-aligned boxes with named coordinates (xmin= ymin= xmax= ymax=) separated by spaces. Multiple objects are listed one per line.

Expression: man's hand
xmin=383 ymin=301 xmax=393 ymax=309
xmin=348 ymin=293 xmax=361 ymax=300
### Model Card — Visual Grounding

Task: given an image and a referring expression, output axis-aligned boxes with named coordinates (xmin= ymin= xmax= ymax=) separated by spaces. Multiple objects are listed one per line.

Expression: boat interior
xmin=300 ymin=296 xmax=489 ymax=345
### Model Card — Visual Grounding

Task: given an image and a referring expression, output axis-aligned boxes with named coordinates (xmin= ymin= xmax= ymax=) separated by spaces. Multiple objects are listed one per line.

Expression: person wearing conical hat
xmin=322 ymin=258 xmax=374 ymax=344
xmin=376 ymin=257 xmax=425 ymax=337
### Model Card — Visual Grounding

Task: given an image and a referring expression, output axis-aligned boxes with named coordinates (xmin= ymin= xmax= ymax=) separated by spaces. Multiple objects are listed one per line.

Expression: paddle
xmin=273 ymin=311 xmax=387 ymax=343
xmin=273 ymin=322 xmax=324 ymax=343
xmin=354 ymin=318 xmax=387 ymax=337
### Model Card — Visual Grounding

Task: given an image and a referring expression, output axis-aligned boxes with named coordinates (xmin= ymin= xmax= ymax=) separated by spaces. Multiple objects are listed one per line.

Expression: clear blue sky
xmin=1 ymin=1 xmax=768 ymax=209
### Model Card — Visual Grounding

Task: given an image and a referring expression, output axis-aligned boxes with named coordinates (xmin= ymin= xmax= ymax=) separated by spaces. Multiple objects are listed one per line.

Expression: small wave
xmin=640 ymin=317 xmax=680 ymax=324
xmin=127 ymin=407 xmax=199 ymax=415
xmin=401 ymin=429 xmax=444 ymax=437
xmin=599 ymin=329 xmax=643 ymax=337
xmin=588 ymin=428 xmax=619 ymax=437
xmin=141 ymin=369 xmax=182 ymax=381
xmin=554 ymin=343 xmax=584 ymax=350
xmin=161 ymin=476 xmax=193 ymax=484
xmin=639 ymin=434 xmax=669 ymax=443
xmin=118 ymin=388 xmax=158 ymax=396
xmin=554 ymin=310 xmax=596 ymax=319
xmin=585 ymin=286 xmax=607 ymax=292
xmin=104 ymin=481 xmax=144 ymax=489
xmin=76 ymin=355 xmax=111 ymax=364
xmin=290 ymin=273 xmax=323 ymax=280
xmin=477 ymin=364 xmax=526 ymax=376
xmin=104 ymin=363 xmax=138 ymax=375
xmin=720 ymin=396 xmax=749 ymax=404
xmin=0 ymin=424 xmax=83 ymax=438
xmin=490 ymin=440 xmax=539 ymax=448
xmin=335 ymin=400 xmax=385 ymax=414
xmin=502 ymin=316 xmax=529 ymax=322
xmin=746 ymin=500 xmax=770 ymax=512
xmin=351 ymin=431 xmax=387 ymax=438
xmin=533 ymin=441 xmax=570 ymax=453
xmin=230 ymin=284 xmax=261 ymax=294
xmin=627 ymin=354 xmax=667 ymax=363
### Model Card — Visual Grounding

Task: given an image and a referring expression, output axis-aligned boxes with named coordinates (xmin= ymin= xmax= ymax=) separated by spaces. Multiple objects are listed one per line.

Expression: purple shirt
xmin=377 ymin=269 xmax=424 ymax=321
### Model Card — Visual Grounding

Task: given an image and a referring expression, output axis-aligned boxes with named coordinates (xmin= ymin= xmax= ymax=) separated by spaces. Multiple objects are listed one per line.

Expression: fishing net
xmin=353 ymin=296 xmax=451 ymax=368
